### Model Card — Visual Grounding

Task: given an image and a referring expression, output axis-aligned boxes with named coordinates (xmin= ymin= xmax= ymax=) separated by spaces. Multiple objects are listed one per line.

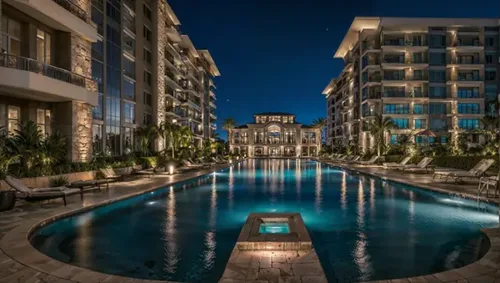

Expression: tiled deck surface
xmin=0 ymin=164 xmax=231 ymax=283
xmin=1 ymin=159 xmax=500 ymax=283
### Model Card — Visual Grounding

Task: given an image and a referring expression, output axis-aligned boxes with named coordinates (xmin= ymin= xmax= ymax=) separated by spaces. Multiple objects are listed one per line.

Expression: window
xmin=92 ymin=41 xmax=104 ymax=62
xmin=36 ymin=109 xmax=51 ymax=136
xmin=92 ymin=124 xmax=103 ymax=153
xmin=429 ymin=70 xmax=446 ymax=82
xmin=123 ymin=77 xmax=135 ymax=100
xmin=390 ymin=134 xmax=398 ymax=145
xmin=383 ymin=104 xmax=409 ymax=114
xmin=413 ymin=104 xmax=428 ymax=114
xmin=107 ymin=66 xmax=121 ymax=97
xmin=1 ymin=16 xmax=21 ymax=55
xmin=414 ymin=119 xmax=426 ymax=129
xmin=412 ymin=52 xmax=423 ymax=63
xmin=430 ymin=119 xmax=448 ymax=131
xmin=91 ymin=59 xmax=104 ymax=93
xmin=458 ymin=119 xmax=479 ymax=129
xmin=429 ymin=103 xmax=447 ymax=114
xmin=485 ymin=54 xmax=495 ymax=64
xmin=143 ymin=26 xmax=152 ymax=42
xmin=485 ymin=69 xmax=497 ymax=81
xmin=143 ymin=113 xmax=152 ymax=125
xmin=392 ymin=118 xmax=409 ymax=129
xmin=429 ymin=52 xmax=446 ymax=65
xmin=429 ymin=86 xmax=446 ymax=99
xmin=485 ymin=36 xmax=497 ymax=47
xmin=123 ymin=33 xmax=135 ymax=56
xmin=457 ymin=87 xmax=479 ymax=98
xmin=106 ymin=1 xmax=121 ymax=23
xmin=143 ymin=4 xmax=152 ymax=20
xmin=486 ymin=84 xmax=497 ymax=101
xmin=123 ymin=56 xmax=135 ymax=79
xmin=383 ymin=86 xmax=405 ymax=97
xmin=124 ymin=102 xmax=135 ymax=124
xmin=144 ymin=70 xmax=152 ymax=86
xmin=144 ymin=48 xmax=152 ymax=64
xmin=7 ymin=106 xmax=20 ymax=134
xmin=413 ymin=70 xmax=424 ymax=80
xmin=123 ymin=127 xmax=134 ymax=153
xmin=429 ymin=35 xmax=446 ymax=48
xmin=458 ymin=103 xmax=480 ymax=114
xmin=93 ymin=93 xmax=103 ymax=120
xmin=36 ymin=29 xmax=51 ymax=64
xmin=143 ymin=91 xmax=152 ymax=106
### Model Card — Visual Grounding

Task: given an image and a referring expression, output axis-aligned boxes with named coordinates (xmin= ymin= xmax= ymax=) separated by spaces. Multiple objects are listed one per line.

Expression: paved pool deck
xmin=0 ymin=158 xmax=500 ymax=283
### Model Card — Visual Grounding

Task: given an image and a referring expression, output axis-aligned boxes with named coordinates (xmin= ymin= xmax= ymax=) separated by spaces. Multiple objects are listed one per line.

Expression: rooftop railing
xmin=0 ymin=54 xmax=92 ymax=88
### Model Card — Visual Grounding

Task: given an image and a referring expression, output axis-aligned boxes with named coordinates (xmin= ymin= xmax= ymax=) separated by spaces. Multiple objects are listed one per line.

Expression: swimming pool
xmin=30 ymin=159 xmax=498 ymax=282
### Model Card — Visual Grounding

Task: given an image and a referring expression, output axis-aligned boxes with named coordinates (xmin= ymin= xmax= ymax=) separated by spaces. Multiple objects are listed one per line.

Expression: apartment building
xmin=90 ymin=0 xmax=220 ymax=155
xmin=0 ymin=0 xmax=98 ymax=161
xmin=229 ymin=113 xmax=322 ymax=157
xmin=323 ymin=17 xmax=500 ymax=151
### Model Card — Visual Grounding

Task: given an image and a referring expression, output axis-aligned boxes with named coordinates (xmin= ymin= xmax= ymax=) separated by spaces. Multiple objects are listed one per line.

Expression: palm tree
xmin=312 ymin=117 xmax=327 ymax=142
xmin=136 ymin=125 xmax=158 ymax=156
xmin=9 ymin=121 xmax=44 ymax=170
xmin=222 ymin=118 xmax=236 ymax=142
xmin=157 ymin=121 xmax=174 ymax=156
xmin=369 ymin=114 xmax=396 ymax=157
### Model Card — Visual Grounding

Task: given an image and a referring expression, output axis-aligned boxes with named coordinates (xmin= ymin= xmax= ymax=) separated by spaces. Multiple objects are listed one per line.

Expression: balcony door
xmin=1 ymin=16 xmax=21 ymax=56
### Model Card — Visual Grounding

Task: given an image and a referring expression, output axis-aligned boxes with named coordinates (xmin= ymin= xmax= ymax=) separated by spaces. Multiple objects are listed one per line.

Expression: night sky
xmin=167 ymin=0 xmax=499 ymax=139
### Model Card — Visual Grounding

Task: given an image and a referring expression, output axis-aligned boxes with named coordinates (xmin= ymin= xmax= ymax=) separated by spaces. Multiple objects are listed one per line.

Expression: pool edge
xmin=1 ymin=158 xmax=499 ymax=283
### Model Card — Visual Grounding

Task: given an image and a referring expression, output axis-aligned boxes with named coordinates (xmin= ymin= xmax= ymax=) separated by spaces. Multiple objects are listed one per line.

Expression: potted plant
xmin=0 ymin=188 xmax=16 ymax=212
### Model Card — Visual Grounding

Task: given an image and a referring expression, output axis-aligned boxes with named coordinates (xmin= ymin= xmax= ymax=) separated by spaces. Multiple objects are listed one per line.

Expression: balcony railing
xmin=0 ymin=54 xmax=91 ymax=88
xmin=52 ymin=0 xmax=90 ymax=24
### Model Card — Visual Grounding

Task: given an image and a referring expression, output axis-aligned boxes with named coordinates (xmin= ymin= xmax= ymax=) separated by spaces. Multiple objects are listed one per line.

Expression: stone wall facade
xmin=72 ymin=101 xmax=93 ymax=162
xmin=71 ymin=34 xmax=95 ymax=92
xmin=154 ymin=1 xmax=168 ymax=151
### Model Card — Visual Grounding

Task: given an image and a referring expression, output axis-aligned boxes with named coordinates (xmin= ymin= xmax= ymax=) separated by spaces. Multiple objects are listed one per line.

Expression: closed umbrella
xmin=416 ymin=129 xmax=437 ymax=144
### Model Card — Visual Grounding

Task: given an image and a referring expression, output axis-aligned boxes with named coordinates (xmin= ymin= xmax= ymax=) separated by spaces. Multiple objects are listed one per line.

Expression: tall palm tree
xmin=222 ymin=118 xmax=236 ymax=142
xmin=158 ymin=120 xmax=174 ymax=155
xmin=369 ymin=114 xmax=396 ymax=157
xmin=312 ymin=117 xmax=327 ymax=142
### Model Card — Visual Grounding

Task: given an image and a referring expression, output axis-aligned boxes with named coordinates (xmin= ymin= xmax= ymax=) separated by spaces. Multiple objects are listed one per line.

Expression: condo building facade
xmin=90 ymin=0 xmax=219 ymax=155
xmin=0 ymin=0 xmax=98 ymax=161
xmin=0 ymin=0 xmax=219 ymax=160
xmin=323 ymin=17 xmax=500 ymax=151
xmin=229 ymin=113 xmax=322 ymax=157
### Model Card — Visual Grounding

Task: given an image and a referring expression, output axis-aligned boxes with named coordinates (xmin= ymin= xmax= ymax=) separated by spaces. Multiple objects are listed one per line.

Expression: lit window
xmin=36 ymin=109 xmax=51 ymax=136
xmin=7 ymin=106 xmax=20 ymax=134
xmin=36 ymin=29 xmax=51 ymax=64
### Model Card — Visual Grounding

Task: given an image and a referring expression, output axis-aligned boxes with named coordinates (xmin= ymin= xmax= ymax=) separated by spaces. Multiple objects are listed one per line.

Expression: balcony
xmin=166 ymin=107 xmax=184 ymax=118
xmin=6 ymin=0 xmax=98 ymax=42
xmin=180 ymin=97 xmax=201 ymax=111
xmin=209 ymin=100 xmax=216 ymax=109
xmin=362 ymin=92 xmax=382 ymax=101
xmin=0 ymin=54 xmax=97 ymax=105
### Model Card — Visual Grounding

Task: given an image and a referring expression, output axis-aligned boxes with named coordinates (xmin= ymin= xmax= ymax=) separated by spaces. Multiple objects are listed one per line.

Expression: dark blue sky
xmin=168 ymin=0 xmax=499 ymax=138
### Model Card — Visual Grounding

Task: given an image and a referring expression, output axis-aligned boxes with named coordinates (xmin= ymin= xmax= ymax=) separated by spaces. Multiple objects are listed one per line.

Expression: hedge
xmin=382 ymin=155 xmax=498 ymax=172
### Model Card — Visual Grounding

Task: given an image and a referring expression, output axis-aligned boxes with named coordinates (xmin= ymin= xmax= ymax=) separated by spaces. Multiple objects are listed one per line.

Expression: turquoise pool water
xmin=30 ymin=159 xmax=498 ymax=282
xmin=259 ymin=222 xmax=290 ymax=234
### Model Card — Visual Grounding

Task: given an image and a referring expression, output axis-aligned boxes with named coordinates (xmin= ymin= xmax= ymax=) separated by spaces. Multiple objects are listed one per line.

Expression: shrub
xmin=49 ymin=175 xmax=69 ymax=187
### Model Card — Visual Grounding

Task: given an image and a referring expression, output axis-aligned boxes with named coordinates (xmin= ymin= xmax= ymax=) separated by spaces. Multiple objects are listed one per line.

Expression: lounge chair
xmin=99 ymin=168 xmax=124 ymax=182
xmin=434 ymin=159 xmax=495 ymax=183
xmin=182 ymin=160 xmax=204 ymax=169
xmin=342 ymin=156 xmax=361 ymax=164
xmin=134 ymin=167 xmax=156 ymax=178
xmin=5 ymin=176 xmax=82 ymax=206
xmin=383 ymin=156 xmax=411 ymax=169
xmin=478 ymin=172 xmax=500 ymax=197
xmin=401 ymin=157 xmax=434 ymax=173
xmin=357 ymin=156 xmax=379 ymax=165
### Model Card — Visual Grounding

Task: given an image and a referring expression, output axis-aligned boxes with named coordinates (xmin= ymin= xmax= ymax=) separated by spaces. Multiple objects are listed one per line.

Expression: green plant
xmin=222 ymin=117 xmax=236 ymax=141
xmin=369 ymin=114 xmax=396 ymax=157
xmin=49 ymin=175 xmax=69 ymax=187
xmin=136 ymin=125 xmax=158 ymax=156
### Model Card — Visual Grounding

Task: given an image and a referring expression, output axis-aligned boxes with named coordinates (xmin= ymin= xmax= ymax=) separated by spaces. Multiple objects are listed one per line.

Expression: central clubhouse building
xmin=229 ymin=113 xmax=322 ymax=157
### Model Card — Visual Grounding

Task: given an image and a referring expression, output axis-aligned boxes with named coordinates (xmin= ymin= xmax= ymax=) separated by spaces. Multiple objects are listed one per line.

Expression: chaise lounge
xmin=399 ymin=157 xmax=434 ymax=173
xmin=383 ymin=156 xmax=411 ymax=169
xmin=433 ymin=159 xmax=495 ymax=184
xmin=5 ymin=176 xmax=82 ymax=206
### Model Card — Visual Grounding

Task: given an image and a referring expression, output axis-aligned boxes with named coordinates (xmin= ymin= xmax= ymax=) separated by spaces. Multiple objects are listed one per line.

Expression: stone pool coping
xmin=1 ymin=158 xmax=500 ymax=283
xmin=0 ymin=162 xmax=238 ymax=283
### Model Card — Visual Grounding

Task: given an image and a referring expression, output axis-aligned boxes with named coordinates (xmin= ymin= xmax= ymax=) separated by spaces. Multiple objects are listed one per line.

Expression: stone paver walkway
xmin=219 ymin=249 xmax=327 ymax=283
xmin=0 ymin=164 xmax=230 ymax=283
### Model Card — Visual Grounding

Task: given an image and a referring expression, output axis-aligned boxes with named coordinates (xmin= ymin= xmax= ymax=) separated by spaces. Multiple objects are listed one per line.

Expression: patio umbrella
xmin=416 ymin=129 xmax=437 ymax=144
xmin=416 ymin=129 xmax=437 ymax=137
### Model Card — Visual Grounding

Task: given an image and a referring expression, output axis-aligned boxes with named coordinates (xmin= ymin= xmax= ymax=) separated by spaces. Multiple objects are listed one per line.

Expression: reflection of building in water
xmin=229 ymin=112 xmax=322 ymax=157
